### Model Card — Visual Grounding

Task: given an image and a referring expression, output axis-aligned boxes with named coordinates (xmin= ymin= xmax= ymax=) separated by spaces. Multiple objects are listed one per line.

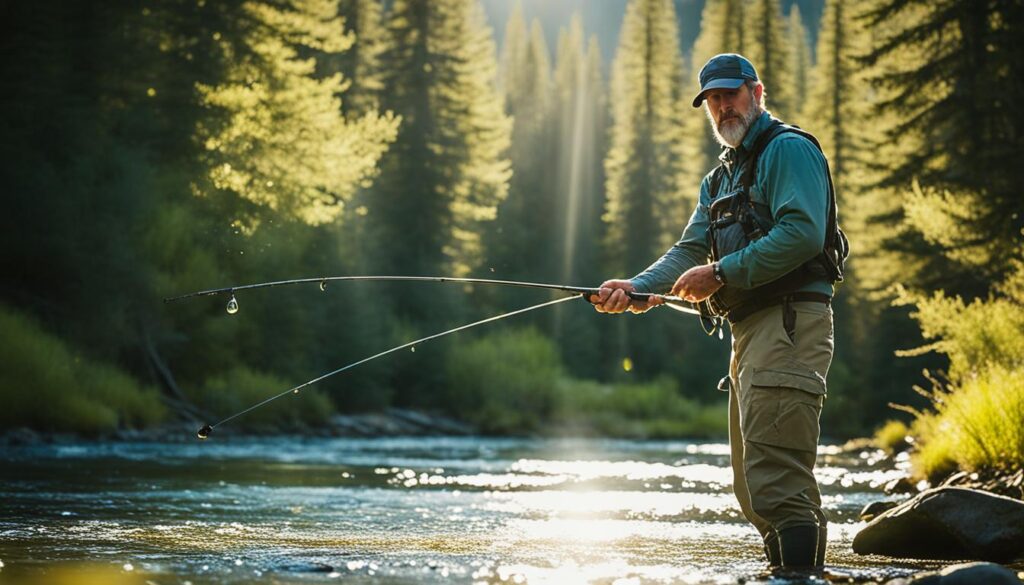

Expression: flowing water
xmin=0 ymin=436 xmax=950 ymax=584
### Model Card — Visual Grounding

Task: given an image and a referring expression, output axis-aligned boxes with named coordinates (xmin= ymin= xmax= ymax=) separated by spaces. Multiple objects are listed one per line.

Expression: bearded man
xmin=589 ymin=53 xmax=846 ymax=570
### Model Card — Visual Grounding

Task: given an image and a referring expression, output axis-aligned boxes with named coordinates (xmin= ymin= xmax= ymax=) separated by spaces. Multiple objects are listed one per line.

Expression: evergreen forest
xmin=2 ymin=0 xmax=1022 ymax=476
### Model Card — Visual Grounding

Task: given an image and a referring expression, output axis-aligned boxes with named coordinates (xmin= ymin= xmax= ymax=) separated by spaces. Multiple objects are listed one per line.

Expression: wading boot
xmin=763 ymin=524 xmax=826 ymax=570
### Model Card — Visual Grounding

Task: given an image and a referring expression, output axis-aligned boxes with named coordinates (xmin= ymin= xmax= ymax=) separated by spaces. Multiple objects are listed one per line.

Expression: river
xmin=0 ymin=436 xmax=949 ymax=584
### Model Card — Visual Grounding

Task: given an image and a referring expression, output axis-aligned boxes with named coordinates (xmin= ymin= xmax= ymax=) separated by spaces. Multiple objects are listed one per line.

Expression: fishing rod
xmin=164 ymin=275 xmax=700 ymax=316
xmin=194 ymin=295 xmax=578 ymax=440
xmin=167 ymin=276 xmax=708 ymax=439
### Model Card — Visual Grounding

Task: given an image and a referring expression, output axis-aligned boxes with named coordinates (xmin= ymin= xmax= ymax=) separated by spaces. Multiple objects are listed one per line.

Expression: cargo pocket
xmin=742 ymin=367 xmax=825 ymax=453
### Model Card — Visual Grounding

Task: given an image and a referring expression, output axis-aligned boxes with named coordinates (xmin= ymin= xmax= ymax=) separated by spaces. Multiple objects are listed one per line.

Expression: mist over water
xmin=0 ymin=437 xmax=942 ymax=584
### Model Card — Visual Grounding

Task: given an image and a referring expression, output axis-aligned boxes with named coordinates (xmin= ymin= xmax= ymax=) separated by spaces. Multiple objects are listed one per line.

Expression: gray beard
xmin=708 ymin=104 xmax=759 ymax=148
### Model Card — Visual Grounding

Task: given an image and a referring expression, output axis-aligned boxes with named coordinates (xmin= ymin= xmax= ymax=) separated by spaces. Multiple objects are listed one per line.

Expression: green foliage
xmin=373 ymin=0 xmax=512 ymax=280
xmin=690 ymin=0 xmax=746 ymax=165
xmin=898 ymin=261 xmax=1024 ymax=479
xmin=909 ymin=366 xmax=1024 ymax=480
xmin=872 ymin=419 xmax=909 ymax=454
xmin=3 ymin=0 xmax=1017 ymax=442
xmin=895 ymin=286 xmax=1024 ymax=381
xmin=743 ymin=0 xmax=794 ymax=119
xmin=605 ymin=0 xmax=696 ymax=272
xmin=0 ymin=305 xmax=166 ymax=434
xmin=195 ymin=0 xmax=399 ymax=227
xmin=554 ymin=377 xmax=727 ymax=439
xmin=187 ymin=367 xmax=334 ymax=431
xmin=860 ymin=0 xmax=1024 ymax=294
xmin=335 ymin=0 xmax=389 ymax=116
xmin=490 ymin=9 xmax=557 ymax=284
xmin=445 ymin=328 xmax=565 ymax=434
xmin=786 ymin=6 xmax=812 ymax=127
xmin=445 ymin=328 xmax=727 ymax=438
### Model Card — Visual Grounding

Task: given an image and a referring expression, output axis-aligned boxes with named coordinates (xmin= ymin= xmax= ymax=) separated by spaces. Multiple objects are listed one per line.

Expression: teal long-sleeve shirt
xmin=631 ymin=112 xmax=834 ymax=297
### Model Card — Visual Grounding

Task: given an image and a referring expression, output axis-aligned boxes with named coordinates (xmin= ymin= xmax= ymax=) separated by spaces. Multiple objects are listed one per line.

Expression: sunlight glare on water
xmin=0 ymin=437 xmax=937 ymax=584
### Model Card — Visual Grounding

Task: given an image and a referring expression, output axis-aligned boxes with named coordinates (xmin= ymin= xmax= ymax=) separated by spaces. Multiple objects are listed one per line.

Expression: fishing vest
xmin=704 ymin=120 xmax=849 ymax=321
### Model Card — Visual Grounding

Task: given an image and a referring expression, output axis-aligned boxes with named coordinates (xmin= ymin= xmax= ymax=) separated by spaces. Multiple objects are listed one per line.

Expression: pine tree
xmin=604 ymin=0 xmax=692 ymax=274
xmin=860 ymin=0 xmax=1024 ymax=295
xmin=488 ymin=16 xmax=553 ymax=284
xmin=194 ymin=0 xmax=399 ymax=228
xmin=787 ymin=5 xmax=813 ymax=127
xmin=743 ymin=0 xmax=794 ymax=119
xmin=498 ymin=0 xmax=529 ymax=105
xmin=803 ymin=0 xmax=872 ymax=197
xmin=372 ymin=0 xmax=512 ymax=280
xmin=552 ymin=33 xmax=611 ymax=375
xmin=689 ymin=0 xmax=746 ymax=168
xmin=786 ymin=6 xmax=811 ymax=125
xmin=336 ymin=0 xmax=389 ymax=116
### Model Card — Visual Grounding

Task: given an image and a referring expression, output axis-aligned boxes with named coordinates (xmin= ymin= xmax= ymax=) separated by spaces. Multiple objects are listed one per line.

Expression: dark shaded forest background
xmin=2 ymin=0 xmax=1021 ymax=459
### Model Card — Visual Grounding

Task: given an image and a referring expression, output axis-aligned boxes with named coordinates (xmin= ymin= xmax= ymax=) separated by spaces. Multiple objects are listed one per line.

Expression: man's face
xmin=704 ymin=83 xmax=760 ymax=148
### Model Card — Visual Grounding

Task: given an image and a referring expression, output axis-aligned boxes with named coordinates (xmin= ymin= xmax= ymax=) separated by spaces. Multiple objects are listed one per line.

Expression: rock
xmin=854 ymin=487 xmax=1024 ymax=562
xmin=3 ymin=427 xmax=41 ymax=446
xmin=860 ymin=500 xmax=900 ymax=522
xmin=329 ymin=410 xmax=476 ymax=437
xmin=884 ymin=562 xmax=1023 ymax=584
xmin=884 ymin=476 xmax=920 ymax=495
xmin=273 ymin=561 xmax=334 ymax=573
xmin=387 ymin=408 xmax=473 ymax=436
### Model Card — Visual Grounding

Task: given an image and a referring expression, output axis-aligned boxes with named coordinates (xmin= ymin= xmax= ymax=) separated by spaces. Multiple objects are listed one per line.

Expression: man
xmin=590 ymin=53 xmax=843 ymax=570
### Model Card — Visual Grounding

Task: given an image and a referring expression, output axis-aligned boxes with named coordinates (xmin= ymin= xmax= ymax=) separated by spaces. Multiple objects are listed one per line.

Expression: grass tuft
xmin=873 ymin=419 xmax=910 ymax=454
xmin=0 ymin=304 xmax=166 ymax=434
xmin=910 ymin=365 xmax=1024 ymax=481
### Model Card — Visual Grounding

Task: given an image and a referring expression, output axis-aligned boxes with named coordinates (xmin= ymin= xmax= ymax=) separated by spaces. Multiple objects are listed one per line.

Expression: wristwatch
xmin=712 ymin=261 xmax=726 ymax=284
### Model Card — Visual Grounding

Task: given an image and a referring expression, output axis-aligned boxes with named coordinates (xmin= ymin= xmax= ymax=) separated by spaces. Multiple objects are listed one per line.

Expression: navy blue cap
xmin=692 ymin=53 xmax=759 ymax=108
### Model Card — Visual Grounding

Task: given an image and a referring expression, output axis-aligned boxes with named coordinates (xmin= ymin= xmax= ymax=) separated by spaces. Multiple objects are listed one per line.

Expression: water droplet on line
xmin=197 ymin=425 xmax=212 ymax=440
xmin=319 ymin=280 xmax=328 ymax=292
xmin=226 ymin=295 xmax=239 ymax=315
xmin=411 ymin=346 xmax=416 ymax=352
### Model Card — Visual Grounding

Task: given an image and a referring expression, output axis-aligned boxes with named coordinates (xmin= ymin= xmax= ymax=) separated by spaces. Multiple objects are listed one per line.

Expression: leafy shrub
xmin=445 ymin=327 xmax=727 ymax=438
xmin=896 ymin=262 xmax=1024 ymax=480
xmin=555 ymin=377 xmax=727 ymax=439
xmin=186 ymin=366 xmax=334 ymax=432
xmin=0 ymin=305 xmax=166 ymax=433
xmin=444 ymin=327 xmax=564 ymax=434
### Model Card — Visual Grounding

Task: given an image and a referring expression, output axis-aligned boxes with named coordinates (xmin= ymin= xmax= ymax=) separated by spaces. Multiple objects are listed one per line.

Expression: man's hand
xmin=588 ymin=279 xmax=663 ymax=314
xmin=670 ymin=264 xmax=723 ymax=303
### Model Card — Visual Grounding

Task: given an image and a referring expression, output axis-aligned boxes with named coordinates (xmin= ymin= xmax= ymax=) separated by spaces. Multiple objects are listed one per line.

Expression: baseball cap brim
xmin=691 ymin=78 xmax=746 ymax=108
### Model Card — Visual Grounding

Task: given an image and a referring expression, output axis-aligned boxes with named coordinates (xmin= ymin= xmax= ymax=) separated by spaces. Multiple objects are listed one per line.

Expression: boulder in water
xmin=854 ymin=487 xmax=1024 ymax=562
xmin=860 ymin=499 xmax=900 ymax=521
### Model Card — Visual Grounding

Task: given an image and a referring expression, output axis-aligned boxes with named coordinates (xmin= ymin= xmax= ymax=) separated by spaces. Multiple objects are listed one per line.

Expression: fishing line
xmin=195 ymin=294 xmax=579 ymax=440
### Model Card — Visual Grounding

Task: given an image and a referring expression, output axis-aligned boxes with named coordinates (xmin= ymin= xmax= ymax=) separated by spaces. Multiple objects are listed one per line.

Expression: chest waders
xmin=701 ymin=120 xmax=849 ymax=337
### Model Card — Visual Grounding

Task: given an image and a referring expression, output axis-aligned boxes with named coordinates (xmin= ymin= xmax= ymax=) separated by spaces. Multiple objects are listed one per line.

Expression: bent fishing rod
xmin=165 ymin=276 xmax=705 ymax=440
xmin=164 ymin=275 xmax=700 ymax=315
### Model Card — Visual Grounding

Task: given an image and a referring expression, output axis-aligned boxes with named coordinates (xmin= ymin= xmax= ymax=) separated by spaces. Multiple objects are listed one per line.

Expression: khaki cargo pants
xmin=727 ymin=300 xmax=833 ymax=538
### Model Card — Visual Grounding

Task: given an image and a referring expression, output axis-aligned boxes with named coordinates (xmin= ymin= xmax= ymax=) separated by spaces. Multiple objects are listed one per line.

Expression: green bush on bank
xmin=897 ymin=267 xmax=1024 ymax=480
xmin=909 ymin=366 xmax=1024 ymax=480
xmin=554 ymin=377 xmax=727 ymax=439
xmin=0 ymin=304 xmax=166 ymax=434
xmin=185 ymin=366 xmax=334 ymax=432
xmin=445 ymin=327 xmax=727 ymax=438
